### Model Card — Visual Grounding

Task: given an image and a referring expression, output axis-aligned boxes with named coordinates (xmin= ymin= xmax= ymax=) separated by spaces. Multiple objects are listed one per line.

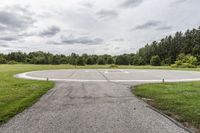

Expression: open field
xmin=133 ymin=82 xmax=200 ymax=132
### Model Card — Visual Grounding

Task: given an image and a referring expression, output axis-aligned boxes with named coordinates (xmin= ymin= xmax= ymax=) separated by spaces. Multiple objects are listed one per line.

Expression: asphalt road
xmin=1 ymin=69 xmax=199 ymax=133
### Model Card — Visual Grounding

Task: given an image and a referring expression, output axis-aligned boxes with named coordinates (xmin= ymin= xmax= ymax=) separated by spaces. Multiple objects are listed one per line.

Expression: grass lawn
xmin=133 ymin=82 xmax=200 ymax=132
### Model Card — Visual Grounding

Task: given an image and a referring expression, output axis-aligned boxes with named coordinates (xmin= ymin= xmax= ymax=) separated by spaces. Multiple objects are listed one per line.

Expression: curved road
xmin=1 ymin=69 xmax=199 ymax=133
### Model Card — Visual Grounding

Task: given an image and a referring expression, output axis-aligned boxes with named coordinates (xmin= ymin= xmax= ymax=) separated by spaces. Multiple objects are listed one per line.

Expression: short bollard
xmin=162 ymin=78 xmax=165 ymax=83
xmin=46 ymin=77 xmax=49 ymax=81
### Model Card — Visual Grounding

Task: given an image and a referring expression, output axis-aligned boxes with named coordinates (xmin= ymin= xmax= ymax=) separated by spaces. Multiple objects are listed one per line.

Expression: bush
xmin=150 ymin=55 xmax=161 ymax=66
xmin=109 ymin=64 xmax=118 ymax=68
xmin=181 ymin=63 xmax=196 ymax=68
xmin=185 ymin=55 xmax=197 ymax=65
xmin=171 ymin=64 xmax=177 ymax=68
xmin=132 ymin=56 xmax=146 ymax=65
xmin=171 ymin=54 xmax=197 ymax=68
xmin=7 ymin=60 xmax=18 ymax=64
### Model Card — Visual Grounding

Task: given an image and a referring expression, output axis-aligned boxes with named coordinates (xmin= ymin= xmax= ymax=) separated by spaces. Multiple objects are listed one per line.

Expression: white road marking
xmin=141 ymin=70 xmax=148 ymax=72
xmin=104 ymin=70 xmax=108 ymax=74
xmin=115 ymin=69 xmax=130 ymax=74
xmin=124 ymin=71 xmax=129 ymax=74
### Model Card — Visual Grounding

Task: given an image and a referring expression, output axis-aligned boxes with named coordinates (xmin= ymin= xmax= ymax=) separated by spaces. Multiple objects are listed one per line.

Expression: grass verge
xmin=133 ymin=82 xmax=200 ymax=132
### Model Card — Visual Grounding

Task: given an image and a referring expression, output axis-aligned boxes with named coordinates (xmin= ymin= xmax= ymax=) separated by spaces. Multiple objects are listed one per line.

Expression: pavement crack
xmin=68 ymin=69 xmax=77 ymax=78
xmin=96 ymin=69 xmax=110 ymax=82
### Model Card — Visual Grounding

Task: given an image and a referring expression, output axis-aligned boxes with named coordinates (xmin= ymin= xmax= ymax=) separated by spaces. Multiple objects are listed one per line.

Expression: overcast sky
xmin=0 ymin=0 xmax=199 ymax=55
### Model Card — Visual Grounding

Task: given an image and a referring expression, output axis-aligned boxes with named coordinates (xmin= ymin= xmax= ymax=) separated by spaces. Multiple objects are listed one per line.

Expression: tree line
xmin=0 ymin=26 xmax=200 ymax=66
xmin=136 ymin=26 xmax=200 ymax=66
xmin=0 ymin=51 xmax=135 ymax=65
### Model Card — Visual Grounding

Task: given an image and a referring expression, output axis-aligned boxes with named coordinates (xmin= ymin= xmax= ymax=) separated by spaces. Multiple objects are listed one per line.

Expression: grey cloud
xmin=0 ymin=6 xmax=35 ymax=32
xmin=0 ymin=25 xmax=7 ymax=31
xmin=9 ymin=5 xmax=34 ymax=15
xmin=81 ymin=2 xmax=94 ymax=8
xmin=39 ymin=26 xmax=60 ymax=37
xmin=61 ymin=35 xmax=104 ymax=45
xmin=96 ymin=10 xmax=118 ymax=19
xmin=171 ymin=0 xmax=188 ymax=5
xmin=115 ymin=47 xmax=122 ymax=50
xmin=156 ymin=26 xmax=173 ymax=31
xmin=133 ymin=21 xmax=161 ymax=30
xmin=48 ymin=41 xmax=61 ymax=45
xmin=113 ymin=38 xmax=125 ymax=42
xmin=103 ymin=48 xmax=109 ymax=51
xmin=0 ymin=44 xmax=9 ymax=47
xmin=0 ymin=36 xmax=17 ymax=41
xmin=18 ymin=32 xmax=36 ymax=37
xmin=120 ymin=0 xmax=143 ymax=8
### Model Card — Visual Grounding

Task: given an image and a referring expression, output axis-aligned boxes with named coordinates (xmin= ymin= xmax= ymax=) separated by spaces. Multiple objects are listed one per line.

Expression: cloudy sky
xmin=0 ymin=0 xmax=199 ymax=55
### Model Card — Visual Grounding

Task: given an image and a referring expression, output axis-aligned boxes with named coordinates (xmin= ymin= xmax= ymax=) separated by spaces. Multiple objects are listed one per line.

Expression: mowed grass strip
xmin=133 ymin=82 xmax=200 ymax=131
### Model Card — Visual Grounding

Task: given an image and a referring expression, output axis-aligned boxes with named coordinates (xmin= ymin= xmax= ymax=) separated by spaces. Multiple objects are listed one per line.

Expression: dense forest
xmin=0 ymin=27 xmax=200 ymax=67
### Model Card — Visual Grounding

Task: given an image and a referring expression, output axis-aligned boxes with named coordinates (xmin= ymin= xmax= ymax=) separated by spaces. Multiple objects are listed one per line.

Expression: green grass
xmin=133 ymin=82 xmax=200 ymax=131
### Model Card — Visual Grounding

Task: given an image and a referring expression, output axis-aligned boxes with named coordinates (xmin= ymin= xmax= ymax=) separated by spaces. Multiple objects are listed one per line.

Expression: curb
xmin=146 ymin=104 xmax=194 ymax=133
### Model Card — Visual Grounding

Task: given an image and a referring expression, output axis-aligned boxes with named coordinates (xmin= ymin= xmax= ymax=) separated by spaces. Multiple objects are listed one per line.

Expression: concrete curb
xmin=147 ymin=105 xmax=194 ymax=133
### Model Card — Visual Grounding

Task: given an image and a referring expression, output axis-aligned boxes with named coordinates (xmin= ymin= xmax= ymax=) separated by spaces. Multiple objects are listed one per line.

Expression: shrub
xmin=181 ymin=63 xmax=196 ymax=68
xmin=185 ymin=55 xmax=197 ymax=65
xmin=150 ymin=55 xmax=161 ymax=66
xmin=132 ymin=56 xmax=146 ymax=65
xmin=7 ymin=60 xmax=18 ymax=64
xmin=109 ymin=64 xmax=118 ymax=68
xmin=171 ymin=54 xmax=197 ymax=68
xmin=171 ymin=64 xmax=177 ymax=68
